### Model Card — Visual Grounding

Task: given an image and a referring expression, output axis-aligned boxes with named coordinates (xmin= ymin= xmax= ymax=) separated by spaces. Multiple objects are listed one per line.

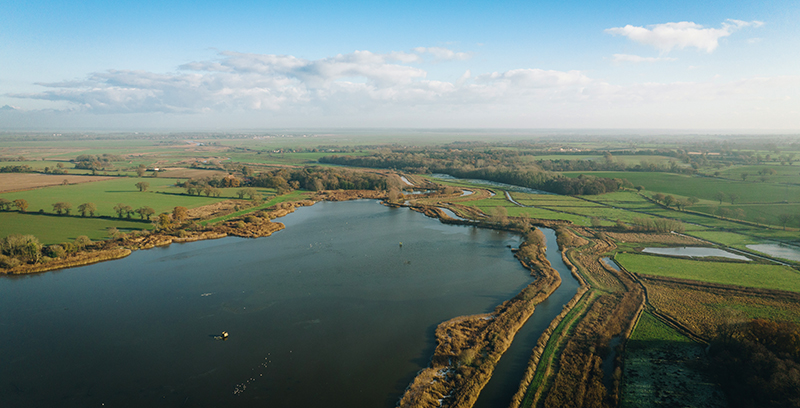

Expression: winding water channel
xmin=0 ymin=200 xmax=575 ymax=408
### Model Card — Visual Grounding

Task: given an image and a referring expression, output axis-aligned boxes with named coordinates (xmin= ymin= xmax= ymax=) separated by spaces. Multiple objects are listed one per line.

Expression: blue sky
xmin=2 ymin=0 xmax=799 ymax=130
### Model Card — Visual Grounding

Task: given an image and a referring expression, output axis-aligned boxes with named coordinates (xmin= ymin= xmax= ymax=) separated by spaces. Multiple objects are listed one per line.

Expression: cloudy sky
xmin=2 ymin=0 xmax=799 ymax=131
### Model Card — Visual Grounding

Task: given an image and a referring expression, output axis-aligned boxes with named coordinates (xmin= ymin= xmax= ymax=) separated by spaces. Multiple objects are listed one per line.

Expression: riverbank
xmin=398 ymin=226 xmax=563 ymax=408
xmin=1 ymin=191 xmax=384 ymax=275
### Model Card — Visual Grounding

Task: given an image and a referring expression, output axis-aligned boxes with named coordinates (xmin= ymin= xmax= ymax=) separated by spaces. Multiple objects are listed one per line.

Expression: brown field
xmin=0 ymin=173 xmax=115 ymax=192
xmin=605 ymin=231 xmax=703 ymax=245
xmin=641 ymin=276 xmax=800 ymax=338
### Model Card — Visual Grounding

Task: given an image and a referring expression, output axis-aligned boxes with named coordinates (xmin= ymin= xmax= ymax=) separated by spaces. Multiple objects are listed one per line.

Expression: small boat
xmin=222 ymin=331 xmax=229 ymax=339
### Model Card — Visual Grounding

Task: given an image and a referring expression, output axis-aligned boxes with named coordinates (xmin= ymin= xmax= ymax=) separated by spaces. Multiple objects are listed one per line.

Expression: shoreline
xmin=1 ymin=190 xmax=391 ymax=276
xmin=1 ymin=187 xmax=576 ymax=408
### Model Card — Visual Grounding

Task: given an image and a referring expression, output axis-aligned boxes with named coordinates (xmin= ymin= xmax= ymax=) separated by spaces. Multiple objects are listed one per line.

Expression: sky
xmin=1 ymin=0 xmax=799 ymax=131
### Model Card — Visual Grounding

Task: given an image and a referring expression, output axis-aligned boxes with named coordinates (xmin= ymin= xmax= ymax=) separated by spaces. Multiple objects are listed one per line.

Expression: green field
xmin=562 ymin=171 xmax=800 ymax=204
xmin=616 ymin=252 xmax=800 ymax=292
xmin=0 ymin=212 xmax=152 ymax=244
xmin=628 ymin=311 xmax=693 ymax=347
xmin=0 ymin=178 xmax=276 ymax=217
xmin=621 ymin=312 xmax=721 ymax=408
xmin=200 ymin=190 xmax=311 ymax=225
xmin=717 ymin=164 xmax=800 ymax=184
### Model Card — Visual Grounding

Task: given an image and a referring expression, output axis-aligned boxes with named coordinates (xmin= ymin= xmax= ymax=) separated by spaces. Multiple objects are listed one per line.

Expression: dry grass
xmin=0 ymin=173 xmax=114 ymax=192
xmin=185 ymin=199 xmax=251 ymax=220
xmin=641 ymin=277 xmax=800 ymax=338
xmin=398 ymin=232 xmax=561 ymax=408
xmin=604 ymin=231 xmax=703 ymax=245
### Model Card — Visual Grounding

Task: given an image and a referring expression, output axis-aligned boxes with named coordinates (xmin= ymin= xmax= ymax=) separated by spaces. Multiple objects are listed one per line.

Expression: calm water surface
xmin=473 ymin=228 xmax=580 ymax=408
xmin=642 ymin=247 xmax=750 ymax=261
xmin=747 ymin=244 xmax=800 ymax=262
xmin=1 ymin=200 xmax=538 ymax=408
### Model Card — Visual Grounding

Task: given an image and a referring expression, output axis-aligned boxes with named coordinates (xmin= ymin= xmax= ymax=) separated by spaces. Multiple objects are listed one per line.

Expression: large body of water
xmin=0 ymin=200 xmax=567 ymax=408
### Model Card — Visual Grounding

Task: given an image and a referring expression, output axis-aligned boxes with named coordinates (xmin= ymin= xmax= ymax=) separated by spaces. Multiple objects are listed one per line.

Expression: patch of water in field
xmin=0 ymin=200 xmax=540 ymax=408
xmin=642 ymin=247 xmax=750 ymax=261
xmin=746 ymin=243 xmax=800 ymax=262
xmin=602 ymin=257 xmax=622 ymax=271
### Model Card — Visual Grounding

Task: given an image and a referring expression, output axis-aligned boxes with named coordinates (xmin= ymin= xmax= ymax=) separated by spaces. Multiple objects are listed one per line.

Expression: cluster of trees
xmin=181 ymin=179 xmax=224 ymax=197
xmin=712 ymin=191 xmax=741 ymax=205
xmin=249 ymin=167 xmax=389 ymax=192
xmin=320 ymin=152 xmax=626 ymax=195
xmin=0 ymin=234 xmax=91 ymax=268
xmin=112 ymin=203 xmax=155 ymax=220
xmin=710 ymin=319 xmax=800 ymax=408
xmin=0 ymin=198 xmax=157 ymax=220
xmin=536 ymin=155 xmax=700 ymax=175
xmin=0 ymin=198 xmax=29 ymax=212
xmin=0 ymin=164 xmax=34 ymax=173
xmin=72 ymin=154 xmax=123 ymax=170
xmin=628 ymin=217 xmax=686 ymax=233
xmin=651 ymin=193 xmax=700 ymax=211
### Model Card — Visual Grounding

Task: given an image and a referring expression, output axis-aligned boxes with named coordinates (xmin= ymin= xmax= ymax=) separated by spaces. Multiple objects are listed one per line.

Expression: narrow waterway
xmin=473 ymin=228 xmax=581 ymax=408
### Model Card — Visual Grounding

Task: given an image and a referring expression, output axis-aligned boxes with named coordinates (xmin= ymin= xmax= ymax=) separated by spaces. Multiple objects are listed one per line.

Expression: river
xmin=473 ymin=228 xmax=580 ymax=408
xmin=0 ymin=200 xmax=574 ymax=408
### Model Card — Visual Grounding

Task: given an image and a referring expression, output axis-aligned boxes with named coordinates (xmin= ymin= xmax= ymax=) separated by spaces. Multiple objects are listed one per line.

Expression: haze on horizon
xmin=2 ymin=0 xmax=799 ymax=132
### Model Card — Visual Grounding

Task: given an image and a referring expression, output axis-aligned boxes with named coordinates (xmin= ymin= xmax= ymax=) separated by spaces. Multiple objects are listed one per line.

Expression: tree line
xmin=710 ymin=319 xmax=800 ymax=408
xmin=320 ymin=152 xmax=628 ymax=195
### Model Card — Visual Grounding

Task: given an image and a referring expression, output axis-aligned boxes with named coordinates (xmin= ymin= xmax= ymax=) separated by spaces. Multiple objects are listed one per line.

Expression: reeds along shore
xmin=0 ymin=200 xmax=315 ymax=275
xmin=398 ymin=227 xmax=561 ymax=408
xmin=0 ymin=191 xmax=386 ymax=276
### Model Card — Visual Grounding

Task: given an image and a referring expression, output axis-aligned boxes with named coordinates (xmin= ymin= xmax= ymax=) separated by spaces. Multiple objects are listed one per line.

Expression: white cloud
xmin=413 ymin=47 xmax=471 ymax=61
xmin=612 ymin=54 xmax=677 ymax=63
xmin=5 ymin=48 xmax=800 ymax=129
xmin=605 ymin=19 xmax=764 ymax=53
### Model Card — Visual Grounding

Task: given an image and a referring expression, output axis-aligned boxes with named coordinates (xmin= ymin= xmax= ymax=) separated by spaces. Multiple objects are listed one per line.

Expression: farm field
xmin=0 ymin=212 xmax=151 ymax=244
xmin=0 ymin=176 xmax=277 ymax=217
xmin=717 ymin=164 xmax=800 ymax=183
xmin=641 ymin=277 xmax=800 ymax=336
xmin=621 ymin=311 xmax=724 ymax=408
xmin=0 ymin=174 xmax=115 ymax=192
xmin=562 ymin=171 xmax=800 ymax=204
xmin=446 ymin=190 xmax=593 ymax=225
xmin=616 ymin=252 xmax=800 ymax=292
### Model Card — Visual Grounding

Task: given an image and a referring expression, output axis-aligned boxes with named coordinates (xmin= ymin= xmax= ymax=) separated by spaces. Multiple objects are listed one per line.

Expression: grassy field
xmin=686 ymin=230 xmax=759 ymax=247
xmin=621 ymin=311 xmax=723 ymax=408
xmin=642 ymin=278 xmax=800 ymax=337
xmin=628 ymin=311 xmax=693 ymax=347
xmin=448 ymin=190 xmax=593 ymax=225
xmin=0 ymin=177 xmax=276 ymax=217
xmin=563 ymin=171 xmax=800 ymax=204
xmin=200 ymin=190 xmax=311 ymax=225
xmin=616 ymin=252 xmax=800 ymax=292
xmin=0 ymin=212 xmax=152 ymax=244
xmin=717 ymin=164 xmax=800 ymax=183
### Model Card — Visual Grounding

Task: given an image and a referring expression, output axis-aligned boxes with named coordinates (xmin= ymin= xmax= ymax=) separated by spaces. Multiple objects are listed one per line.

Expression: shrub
xmin=44 ymin=245 xmax=66 ymax=258
xmin=0 ymin=254 xmax=21 ymax=268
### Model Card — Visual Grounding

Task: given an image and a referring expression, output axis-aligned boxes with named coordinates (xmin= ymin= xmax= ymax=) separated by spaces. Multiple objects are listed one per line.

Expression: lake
xmin=1 ymin=200 xmax=557 ymax=408
xmin=747 ymin=243 xmax=800 ymax=262
xmin=642 ymin=247 xmax=750 ymax=261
